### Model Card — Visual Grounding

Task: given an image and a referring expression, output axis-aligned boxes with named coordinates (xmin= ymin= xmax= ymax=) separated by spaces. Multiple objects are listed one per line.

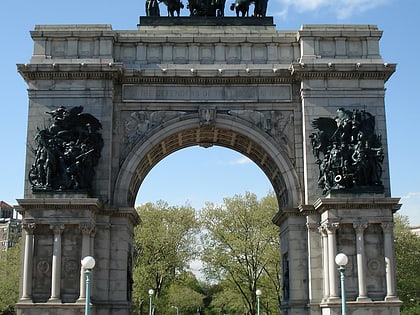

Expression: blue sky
xmin=1 ymin=0 xmax=419 ymax=224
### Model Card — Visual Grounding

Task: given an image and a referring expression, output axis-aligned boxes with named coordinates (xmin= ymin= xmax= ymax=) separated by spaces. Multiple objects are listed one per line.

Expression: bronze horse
xmin=230 ymin=0 xmax=251 ymax=17
xmin=161 ymin=0 xmax=185 ymax=16
xmin=253 ymin=0 xmax=267 ymax=17
xmin=229 ymin=0 xmax=267 ymax=17
xmin=187 ymin=0 xmax=225 ymax=16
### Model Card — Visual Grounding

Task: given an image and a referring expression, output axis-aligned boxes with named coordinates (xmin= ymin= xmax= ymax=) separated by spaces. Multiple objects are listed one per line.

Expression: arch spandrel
xmin=113 ymin=116 xmax=302 ymax=208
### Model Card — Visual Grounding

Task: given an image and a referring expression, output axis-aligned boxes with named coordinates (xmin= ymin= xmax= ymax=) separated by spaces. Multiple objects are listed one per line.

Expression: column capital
xmin=50 ymin=224 xmax=65 ymax=234
xmin=306 ymin=222 xmax=319 ymax=231
xmin=381 ymin=222 xmax=394 ymax=233
xmin=324 ymin=222 xmax=339 ymax=234
xmin=79 ymin=223 xmax=94 ymax=235
xmin=23 ymin=222 xmax=36 ymax=234
xmin=353 ymin=221 xmax=368 ymax=233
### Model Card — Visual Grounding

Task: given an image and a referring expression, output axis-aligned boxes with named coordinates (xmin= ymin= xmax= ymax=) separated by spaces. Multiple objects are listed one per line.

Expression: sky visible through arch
xmin=1 ymin=0 xmax=420 ymax=227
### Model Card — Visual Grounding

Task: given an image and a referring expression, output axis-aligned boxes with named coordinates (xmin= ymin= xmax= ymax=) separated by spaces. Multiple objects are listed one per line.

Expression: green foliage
xmin=394 ymin=214 xmax=420 ymax=315
xmin=0 ymin=240 xmax=20 ymax=315
xmin=133 ymin=201 xmax=201 ymax=315
xmin=200 ymin=192 xmax=281 ymax=315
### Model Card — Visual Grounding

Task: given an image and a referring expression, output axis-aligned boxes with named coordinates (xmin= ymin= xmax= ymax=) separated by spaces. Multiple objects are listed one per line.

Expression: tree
xmin=0 ymin=240 xmax=20 ymax=315
xmin=200 ymin=192 xmax=281 ymax=315
xmin=133 ymin=201 xmax=200 ymax=315
xmin=394 ymin=214 xmax=420 ymax=315
xmin=167 ymin=271 xmax=205 ymax=314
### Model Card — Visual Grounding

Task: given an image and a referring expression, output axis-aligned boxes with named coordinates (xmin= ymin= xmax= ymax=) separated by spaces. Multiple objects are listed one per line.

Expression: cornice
xmin=290 ymin=62 xmax=396 ymax=82
xmin=16 ymin=197 xmax=103 ymax=213
xmin=313 ymin=197 xmax=402 ymax=212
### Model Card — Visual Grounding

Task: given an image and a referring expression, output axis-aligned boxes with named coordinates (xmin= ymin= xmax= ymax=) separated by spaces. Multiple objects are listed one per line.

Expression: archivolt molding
xmin=114 ymin=116 xmax=301 ymax=209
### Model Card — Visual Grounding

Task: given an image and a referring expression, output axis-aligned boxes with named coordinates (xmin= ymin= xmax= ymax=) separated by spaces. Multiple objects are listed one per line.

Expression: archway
xmin=114 ymin=117 xmax=301 ymax=209
xmin=16 ymin=21 xmax=400 ymax=315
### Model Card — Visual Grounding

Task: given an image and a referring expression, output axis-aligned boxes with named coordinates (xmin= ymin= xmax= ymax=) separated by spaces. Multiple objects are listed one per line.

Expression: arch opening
xmin=114 ymin=118 xmax=301 ymax=208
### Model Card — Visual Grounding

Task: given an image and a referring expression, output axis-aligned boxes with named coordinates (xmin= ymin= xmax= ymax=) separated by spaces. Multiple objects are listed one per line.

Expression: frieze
xmin=122 ymin=84 xmax=292 ymax=102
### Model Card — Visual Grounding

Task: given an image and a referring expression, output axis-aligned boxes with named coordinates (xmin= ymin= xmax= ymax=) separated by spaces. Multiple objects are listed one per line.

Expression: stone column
xmin=319 ymin=225 xmax=330 ymax=302
xmin=382 ymin=222 xmax=398 ymax=300
xmin=326 ymin=222 xmax=339 ymax=300
xmin=353 ymin=221 xmax=371 ymax=302
xmin=78 ymin=223 xmax=94 ymax=302
xmin=49 ymin=224 xmax=64 ymax=303
xmin=20 ymin=223 xmax=36 ymax=302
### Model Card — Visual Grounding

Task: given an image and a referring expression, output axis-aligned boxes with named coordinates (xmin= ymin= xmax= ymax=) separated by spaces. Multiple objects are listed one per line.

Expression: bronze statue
xmin=161 ymin=0 xmax=184 ymax=16
xmin=146 ymin=0 xmax=161 ymax=16
xmin=145 ymin=0 xmax=270 ymax=17
xmin=29 ymin=106 xmax=103 ymax=193
xmin=310 ymin=107 xmax=384 ymax=194
xmin=187 ymin=0 xmax=225 ymax=16
xmin=230 ymin=0 xmax=251 ymax=17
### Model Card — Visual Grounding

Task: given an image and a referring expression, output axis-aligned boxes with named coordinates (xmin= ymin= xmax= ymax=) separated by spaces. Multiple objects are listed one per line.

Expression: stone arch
xmin=114 ymin=115 xmax=302 ymax=208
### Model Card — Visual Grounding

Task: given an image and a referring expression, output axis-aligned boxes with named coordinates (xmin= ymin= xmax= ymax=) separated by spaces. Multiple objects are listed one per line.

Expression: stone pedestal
xmin=15 ymin=197 xmax=139 ymax=315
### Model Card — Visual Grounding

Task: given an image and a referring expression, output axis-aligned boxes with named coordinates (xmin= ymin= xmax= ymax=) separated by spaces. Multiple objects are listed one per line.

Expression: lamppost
xmin=171 ymin=305 xmax=179 ymax=315
xmin=256 ymin=289 xmax=262 ymax=315
xmin=81 ymin=256 xmax=96 ymax=315
xmin=148 ymin=289 xmax=154 ymax=315
xmin=335 ymin=253 xmax=349 ymax=315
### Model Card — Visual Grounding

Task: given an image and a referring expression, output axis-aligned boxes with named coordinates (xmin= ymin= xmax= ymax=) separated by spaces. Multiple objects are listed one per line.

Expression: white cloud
xmin=229 ymin=156 xmax=252 ymax=165
xmin=275 ymin=0 xmax=389 ymax=20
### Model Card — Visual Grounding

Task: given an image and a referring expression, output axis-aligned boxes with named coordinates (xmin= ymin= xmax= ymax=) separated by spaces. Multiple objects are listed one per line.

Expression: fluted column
xmin=382 ymin=222 xmax=398 ymax=300
xmin=20 ymin=223 xmax=36 ymax=302
xmin=78 ymin=223 xmax=94 ymax=302
xmin=326 ymin=222 xmax=339 ymax=300
xmin=49 ymin=224 xmax=64 ymax=302
xmin=353 ymin=221 xmax=371 ymax=301
xmin=319 ymin=225 xmax=330 ymax=302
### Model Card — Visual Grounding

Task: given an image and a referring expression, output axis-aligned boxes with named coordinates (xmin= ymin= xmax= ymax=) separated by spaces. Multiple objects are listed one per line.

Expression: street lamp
xmin=171 ymin=305 xmax=179 ymax=315
xmin=148 ymin=289 xmax=154 ymax=315
xmin=81 ymin=256 xmax=96 ymax=315
xmin=256 ymin=289 xmax=262 ymax=315
xmin=335 ymin=253 xmax=348 ymax=315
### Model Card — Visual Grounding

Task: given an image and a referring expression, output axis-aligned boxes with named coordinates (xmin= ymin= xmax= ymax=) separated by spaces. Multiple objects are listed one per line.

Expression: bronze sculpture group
xmin=29 ymin=106 xmax=104 ymax=193
xmin=310 ymin=108 xmax=384 ymax=194
xmin=146 ymin=0 xmax=268 ymax=17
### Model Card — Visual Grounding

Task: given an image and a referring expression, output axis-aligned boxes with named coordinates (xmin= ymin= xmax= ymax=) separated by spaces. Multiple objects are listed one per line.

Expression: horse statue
xmin=146 ymin=0 xmax=160 ymax=16
xmin=213 ymin=0 xmax=226 ymax=16
xmin=161 ymin=0 xmax=184 ymax=16
xmin=253 ymin=0 xmax=267 ymax=17
xmin=230 ymin=0 xmax=251 ymax=17
xmin=187 ymin=0 xmax=225 ymax=16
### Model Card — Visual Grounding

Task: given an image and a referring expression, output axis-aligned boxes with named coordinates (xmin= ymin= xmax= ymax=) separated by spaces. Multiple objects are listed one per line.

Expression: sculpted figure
xmin=146 ymin=0 xmax=161 ymax=16
xmin=310 ymin=107 xmax=384 ymax=194
xmin=29 ymin=106 xmax=103 ymax=192
xmin=230 ymin=0 xmax=251 ymax=16
xmin=253 ymin=0 xmax=268 ymax=17
xmin=161 ymin=0 xmax=184 ymax=16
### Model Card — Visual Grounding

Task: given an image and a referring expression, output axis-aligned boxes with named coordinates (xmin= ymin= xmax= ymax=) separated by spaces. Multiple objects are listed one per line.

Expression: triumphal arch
xmin=16 ymin=15 xmax=400 ymax=315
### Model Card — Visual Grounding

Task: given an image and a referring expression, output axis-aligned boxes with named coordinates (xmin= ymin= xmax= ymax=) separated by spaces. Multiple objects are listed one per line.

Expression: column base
xmin=18 ymin=297 xmax=33 ymax=304
xmin=76 ymin=297 xmax=86 ymax=304
xmin=47 ymin=297 xmax=62 ymax=303
xmin=356 ymin=296 xmax=372 ymax=302
xmin=385 ymin=295 xmax=400 ymax=302
xmin=326 ymin=296 xmax=341 ymax=303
